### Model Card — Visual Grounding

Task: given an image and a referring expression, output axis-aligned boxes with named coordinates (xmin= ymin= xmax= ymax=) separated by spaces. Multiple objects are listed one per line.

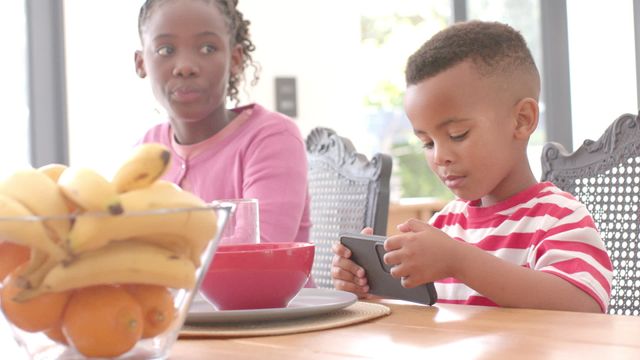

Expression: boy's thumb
xmin=405 ymin=218 xmax=430 ymax=232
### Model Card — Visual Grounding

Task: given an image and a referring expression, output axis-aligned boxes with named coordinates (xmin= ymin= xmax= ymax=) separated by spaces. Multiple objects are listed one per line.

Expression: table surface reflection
xmin=171 ymin=299 xmax=640 ymax=359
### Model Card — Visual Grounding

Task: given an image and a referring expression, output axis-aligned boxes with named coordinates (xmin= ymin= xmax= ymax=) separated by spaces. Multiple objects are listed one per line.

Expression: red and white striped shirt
xmin=431 ymin=182 xmax=613 ymax=312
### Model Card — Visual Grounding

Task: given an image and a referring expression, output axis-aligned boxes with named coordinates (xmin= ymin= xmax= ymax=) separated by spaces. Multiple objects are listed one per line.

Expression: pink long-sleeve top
xmin=138 ymin=103 xmax=311 ymax=244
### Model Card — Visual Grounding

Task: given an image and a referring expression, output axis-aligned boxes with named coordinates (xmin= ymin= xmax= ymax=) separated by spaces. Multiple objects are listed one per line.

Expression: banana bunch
xmin=0 ymin=143 xmax=218 ymax=302
xmin=68 ymin=180 xmax=217 ymax=266
xmin=0 ymin=169 xmax=72 ymax=289
xmin=14 ymin=241 xmax=197 ymax=302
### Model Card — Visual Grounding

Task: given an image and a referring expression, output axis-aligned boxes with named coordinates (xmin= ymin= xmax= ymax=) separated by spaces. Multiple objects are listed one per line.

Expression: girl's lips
xmin=171 ymin=88 xmax=203 ymax=103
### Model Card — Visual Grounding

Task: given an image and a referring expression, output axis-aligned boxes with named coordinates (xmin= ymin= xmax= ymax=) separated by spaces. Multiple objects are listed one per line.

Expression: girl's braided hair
xmin=138 ymin=0 xmax=259 ymax=105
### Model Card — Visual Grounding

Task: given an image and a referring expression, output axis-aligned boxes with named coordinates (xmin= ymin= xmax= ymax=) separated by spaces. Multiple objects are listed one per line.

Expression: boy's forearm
xmin=451 ymin=244 xmax=602 ymax=313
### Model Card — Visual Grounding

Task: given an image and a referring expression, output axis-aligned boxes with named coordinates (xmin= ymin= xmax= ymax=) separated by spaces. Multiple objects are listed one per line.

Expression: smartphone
xmin=339 ymin=233 xmax=437 ymax=305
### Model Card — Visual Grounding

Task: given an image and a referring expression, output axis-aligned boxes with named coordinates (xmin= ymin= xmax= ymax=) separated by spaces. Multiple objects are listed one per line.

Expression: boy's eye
xmin=450 ymin=130 xmax=469 ymax=141
xmin=200 ymin=44 xmax=216 ymax=54
xmin=156 ymin=46 xmax=174 ymax=56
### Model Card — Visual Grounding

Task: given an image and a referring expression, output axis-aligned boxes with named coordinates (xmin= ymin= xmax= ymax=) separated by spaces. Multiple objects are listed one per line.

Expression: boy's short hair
xmin=405 ymin=20 xmax=539 ymax=86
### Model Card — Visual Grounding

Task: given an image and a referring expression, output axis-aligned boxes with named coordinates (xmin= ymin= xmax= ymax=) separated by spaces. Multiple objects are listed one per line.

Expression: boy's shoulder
xmin=436 ymin=182 xmax=586 ymax=216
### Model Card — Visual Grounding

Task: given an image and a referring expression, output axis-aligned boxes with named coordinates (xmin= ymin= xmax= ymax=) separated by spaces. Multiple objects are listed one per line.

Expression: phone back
xmin=340 ymin=233 xmax=437 ymax=305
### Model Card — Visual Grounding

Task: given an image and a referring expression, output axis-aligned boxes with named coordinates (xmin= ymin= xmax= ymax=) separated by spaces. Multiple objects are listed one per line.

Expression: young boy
xmin=331 ymin=21 xmax=613 ymax=313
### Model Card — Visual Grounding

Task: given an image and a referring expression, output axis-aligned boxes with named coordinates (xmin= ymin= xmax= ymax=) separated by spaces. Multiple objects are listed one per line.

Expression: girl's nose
xmin=172 ymin=59 xmax=199 ymax=77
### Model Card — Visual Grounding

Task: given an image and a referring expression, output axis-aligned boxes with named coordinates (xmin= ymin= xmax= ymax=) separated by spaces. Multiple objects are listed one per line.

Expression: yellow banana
xmin=67 ymin=181 xmax=217 ymax=266
xmin=15 ymin=254 xmax=59 ymax=290
xmin=112 ymin=143 xmax=172 ymax=193
xmin=37 ymin=164 xmax=79 ymax=213
xmin=128 ymin=234 xmax=193 ymax=261
xmin=14 ymin=248 xmax=48 ymax=281
xmin=14 ymin=241 xmax=196 ymax=301
xmin=0 ymin=193 xmax=67 ymax=262
xmin=57 ymin=167 xmax=124 ymax=215
xmin=0 ymin=169 xmax=72 ymax=289
xmin=0 ymin=168 xmax=71 ymax=243
xmin=37 ymin=163 xmax=68 ymax=182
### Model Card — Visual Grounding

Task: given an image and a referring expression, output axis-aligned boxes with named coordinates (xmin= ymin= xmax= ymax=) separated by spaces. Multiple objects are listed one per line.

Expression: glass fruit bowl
xmin=0 ymin=203 xmax=232 ymax=360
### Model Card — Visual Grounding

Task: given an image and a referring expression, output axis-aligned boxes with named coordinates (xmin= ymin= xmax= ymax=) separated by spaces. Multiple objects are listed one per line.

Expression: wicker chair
xmin=306 ymin=127 xmax=392 ymax=289
xmin=540 ymin=112 xmax=640 ymax=315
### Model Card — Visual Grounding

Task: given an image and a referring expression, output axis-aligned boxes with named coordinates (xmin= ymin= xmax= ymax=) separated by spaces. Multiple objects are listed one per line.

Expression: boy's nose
xmin=432 ymin=145 xmax=453 ymax=166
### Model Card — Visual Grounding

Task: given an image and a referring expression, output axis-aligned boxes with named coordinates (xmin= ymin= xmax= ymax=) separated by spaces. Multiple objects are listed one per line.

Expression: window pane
xmin=567 ymin=0 xmax=637 ymax=145
xmin=241 ymin=0 xmax=453 ymax=200
xmin=64 ymin=1 xmax=162 ymax=177
xmin=359 ymin=1 xmax=453 ymax=199
xmin=467 ymin=0 xmax=544 ymax=180
xmin=0 ymin=1 xmax=30 ymax=176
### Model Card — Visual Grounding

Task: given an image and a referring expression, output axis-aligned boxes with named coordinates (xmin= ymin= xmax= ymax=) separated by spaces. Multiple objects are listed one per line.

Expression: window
xmin=234 ymin=0 xmax=453 ymax=200
xmin=468 ymin=0 xmax=545 ymax=180
xmin=567 ymin=0 xmax=637 ymax=145
xmin=64 ymin=1 xmax=162 ymax=177
xmin=59 ymin=0 xmax=639 ymax=200
xmin=359 ymin=1 xmax=452 ymax=200
xmin=1 ymin=1 xmax=30 ymax=176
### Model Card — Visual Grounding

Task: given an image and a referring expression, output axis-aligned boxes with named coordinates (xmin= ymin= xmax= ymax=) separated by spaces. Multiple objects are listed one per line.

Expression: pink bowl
xmin=200 ymin=242 xmax=315 ymax=310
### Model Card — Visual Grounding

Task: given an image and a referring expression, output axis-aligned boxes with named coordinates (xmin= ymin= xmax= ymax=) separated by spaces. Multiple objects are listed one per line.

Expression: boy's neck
xmin=479 ymin=166 xmax=538 ymax=207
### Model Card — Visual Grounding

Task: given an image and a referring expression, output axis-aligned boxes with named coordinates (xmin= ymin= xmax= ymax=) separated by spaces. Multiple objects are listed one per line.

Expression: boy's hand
xmin=330 ymin=228 xmax=372 ymax=299
xmin=384 ymin=219 xmax=460 ymax=288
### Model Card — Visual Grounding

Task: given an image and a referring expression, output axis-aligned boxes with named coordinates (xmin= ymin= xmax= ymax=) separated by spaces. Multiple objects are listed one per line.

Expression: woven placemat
xmin=179 ymin=301 xmax=390 ymax=338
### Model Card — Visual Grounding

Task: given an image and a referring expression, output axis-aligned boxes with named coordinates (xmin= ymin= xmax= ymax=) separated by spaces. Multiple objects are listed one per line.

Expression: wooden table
xmin=170 ymin=300 xmax=640 ymax=359
xmin=387 ymin=197 xmax=447 ymax=236
xmin=3 ymin=300 xmax=640 ymax=359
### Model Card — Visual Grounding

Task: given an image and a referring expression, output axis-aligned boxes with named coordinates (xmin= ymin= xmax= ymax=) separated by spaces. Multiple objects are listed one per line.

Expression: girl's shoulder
xmin=238 ymin=103 xmax=303 ymax=139
xmin=139 ymin=122 xmax=171 ymax=145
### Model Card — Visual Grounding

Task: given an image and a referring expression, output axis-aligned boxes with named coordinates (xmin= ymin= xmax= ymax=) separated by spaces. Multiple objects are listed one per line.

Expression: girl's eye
xmin=156 ymin=46 xmax=174 ymax=56
xmin=450 ymin=130 xmax=469 ymax=141
xmin=422 ymin=141 xmax=434 ymax=150
xmin=201 ymin=45 xmax=216 ymax=54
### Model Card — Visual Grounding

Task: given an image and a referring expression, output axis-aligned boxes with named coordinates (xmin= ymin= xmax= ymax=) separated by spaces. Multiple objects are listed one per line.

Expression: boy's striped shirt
xmin=430 ymin=182 xmax=613 ymax=312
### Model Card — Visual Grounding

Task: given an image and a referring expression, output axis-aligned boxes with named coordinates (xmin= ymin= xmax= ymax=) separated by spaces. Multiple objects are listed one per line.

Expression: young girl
xmin=134 ymin=0 xmax=311 ymax=245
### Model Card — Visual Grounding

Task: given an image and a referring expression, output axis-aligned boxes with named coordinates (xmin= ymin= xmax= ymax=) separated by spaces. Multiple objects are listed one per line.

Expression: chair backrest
xmin=540 ymin=112 xmax=640 ymax=315
xmin=306 ymin=127 xmax=392 ymax=289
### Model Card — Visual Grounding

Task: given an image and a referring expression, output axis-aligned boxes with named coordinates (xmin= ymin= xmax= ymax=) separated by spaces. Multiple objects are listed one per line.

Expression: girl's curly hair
xmin=138 ymin=0 xmax=259 ymax=105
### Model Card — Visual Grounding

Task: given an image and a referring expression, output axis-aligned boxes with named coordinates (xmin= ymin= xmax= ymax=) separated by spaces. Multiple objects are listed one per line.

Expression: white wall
xmin=239 ymin=0 xmax=365 ymax=142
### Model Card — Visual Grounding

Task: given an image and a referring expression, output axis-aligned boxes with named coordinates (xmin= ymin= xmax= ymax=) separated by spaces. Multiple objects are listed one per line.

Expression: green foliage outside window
xmin=391 ymin=137 xmax=454 ymax=200
xmin=360 ymin=4 xmax=452 ymax=199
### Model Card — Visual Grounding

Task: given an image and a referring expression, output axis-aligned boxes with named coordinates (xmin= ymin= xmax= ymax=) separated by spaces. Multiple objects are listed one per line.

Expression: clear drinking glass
xmin=216 ymin=198 xmax=260 ymax=245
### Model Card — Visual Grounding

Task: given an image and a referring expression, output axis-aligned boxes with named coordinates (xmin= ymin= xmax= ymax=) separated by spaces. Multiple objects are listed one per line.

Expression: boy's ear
xmin=513 ymin=97 xmax=539 ymax=139
xmin=230 ymin=44 xmax=243 ymax=76
xmin=134 ymin=50 xmax=146 ymax=78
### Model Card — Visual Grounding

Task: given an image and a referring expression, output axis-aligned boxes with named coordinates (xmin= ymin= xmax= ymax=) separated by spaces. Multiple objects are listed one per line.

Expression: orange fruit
xmin=0 ymin=242 xmax=30 ymax=282
xmin=62 ymin=285 xmax=143 ymax=358
xmin=44 ymin=323 xmax=68 ymax=345
xmin=125 ymin=284 xmax=176 ymax=338
xmin=0 ymin=266 xmax=70 ymax=332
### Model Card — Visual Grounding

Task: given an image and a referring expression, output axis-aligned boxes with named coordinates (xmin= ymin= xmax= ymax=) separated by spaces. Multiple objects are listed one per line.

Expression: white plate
xmin=185 ymin=288 xmax=357 ymax=324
